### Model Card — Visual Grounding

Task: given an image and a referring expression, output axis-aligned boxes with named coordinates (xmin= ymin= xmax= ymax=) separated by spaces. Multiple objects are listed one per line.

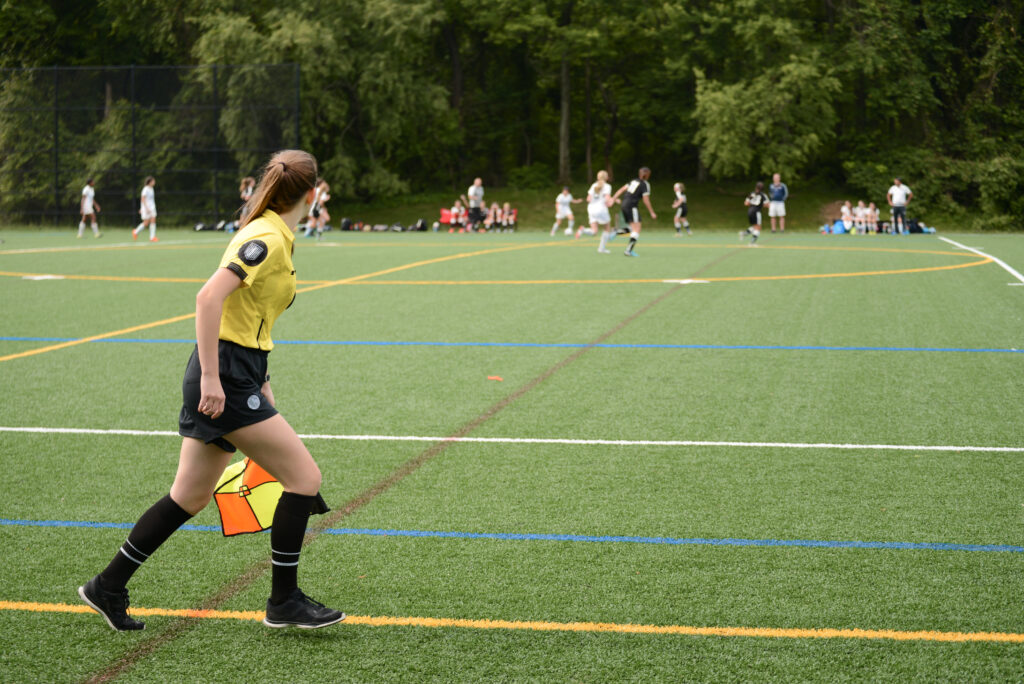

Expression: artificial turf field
xmin=1 ymin=227 xmax=1022 ymax=682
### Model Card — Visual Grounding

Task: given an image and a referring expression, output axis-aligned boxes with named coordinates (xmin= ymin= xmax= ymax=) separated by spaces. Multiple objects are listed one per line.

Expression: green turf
xmin=1 ymin=228 xmax=1023 ymax=681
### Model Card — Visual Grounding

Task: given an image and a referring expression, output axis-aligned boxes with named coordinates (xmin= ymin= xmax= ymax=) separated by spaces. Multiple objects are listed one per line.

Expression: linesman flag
xmin=214 ymin=458 xmax=283 ymax=536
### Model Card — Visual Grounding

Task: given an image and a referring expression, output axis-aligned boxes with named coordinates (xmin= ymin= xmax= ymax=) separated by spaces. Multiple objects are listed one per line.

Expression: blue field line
xmin=1 ymin=336 xmax=1022 ymax=354
xmin=4 ymin=518 xmax=1023 ymax=554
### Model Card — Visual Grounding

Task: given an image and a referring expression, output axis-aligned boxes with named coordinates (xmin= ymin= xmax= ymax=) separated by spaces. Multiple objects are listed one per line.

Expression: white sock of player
xmin=91 ymin=222 xmax=100 ymax=235
xmin=78 ymin=221 xmax=86 ymax=237
xmin=598 ymin=232 xmax=608 ymax=251
xmin=149 ymin=222 xmax=156 ymax=239
xmin=568 ymin=218 xmax=574 ymax=231
xmin=134 ymin=222 xmax=143 ymax=235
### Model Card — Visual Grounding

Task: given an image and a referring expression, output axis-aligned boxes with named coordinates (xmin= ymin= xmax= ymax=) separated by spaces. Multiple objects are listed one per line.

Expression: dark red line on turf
xmin=82 ymin=248 xmax=741 ymax=684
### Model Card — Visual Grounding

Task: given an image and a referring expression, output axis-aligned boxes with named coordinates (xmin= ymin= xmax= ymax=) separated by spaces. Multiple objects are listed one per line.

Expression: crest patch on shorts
xmin=247 ymin=394 xmax=262 ymax=410
xmin=238 ymin=240 xmax=268 ymax=266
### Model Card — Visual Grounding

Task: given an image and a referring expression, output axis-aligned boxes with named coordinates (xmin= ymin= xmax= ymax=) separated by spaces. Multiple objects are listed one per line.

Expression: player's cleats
xmin=78 ymin=576 xmax=145 ymax=631
xmin=598 ymin=247 xmax=610 ymax=253
xmin=263 ymin=589 xmax=345 ymax=629
xmin=94 ymin=232 xmax=102 ymax=238
xmin=624 ymin=250 xmax=637 ymax=257
xmin=149 ymin=236 xmax=159 ymax=242
xmin=132 ymin=230 xmax=138 ymax=241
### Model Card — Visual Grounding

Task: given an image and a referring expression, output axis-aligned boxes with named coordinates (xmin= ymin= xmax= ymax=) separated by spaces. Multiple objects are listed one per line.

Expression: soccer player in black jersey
xmin=741 ymin=182 xmax=769 ymax=246
xmin=609 ymin=167 xmax=657 ymax=257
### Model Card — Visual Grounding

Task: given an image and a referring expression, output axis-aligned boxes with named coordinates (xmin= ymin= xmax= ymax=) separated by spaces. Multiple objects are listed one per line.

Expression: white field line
xmin=2 ymin=426 xmax=1022 ymax=453
xmin=939 ymin=236 xmax=1024 ymax=284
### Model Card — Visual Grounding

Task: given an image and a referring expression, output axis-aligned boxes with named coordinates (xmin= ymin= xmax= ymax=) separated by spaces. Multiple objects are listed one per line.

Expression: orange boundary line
xmin=3 ymin=601 xmax=1022 ymax=643
xmin=0 ymin=243 xmax=548 ymax=364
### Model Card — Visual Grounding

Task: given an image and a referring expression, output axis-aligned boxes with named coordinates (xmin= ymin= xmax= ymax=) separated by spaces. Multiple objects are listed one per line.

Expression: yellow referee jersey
xmin=217 ymin=210 xmax=296 ymax=350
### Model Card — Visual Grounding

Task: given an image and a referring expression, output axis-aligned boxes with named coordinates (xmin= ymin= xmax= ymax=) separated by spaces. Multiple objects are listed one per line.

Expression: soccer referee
xmin=78 ymin=150 xmax=345 ymax=631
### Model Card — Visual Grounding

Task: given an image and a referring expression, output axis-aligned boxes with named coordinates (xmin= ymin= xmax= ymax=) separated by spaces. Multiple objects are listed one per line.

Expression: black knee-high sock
xmin=627 ymin=237 xmax=637 ymax=252
xmin=269 ymin=491 xmax=318 ymax=604
xmin=99 ymin=494 xmax=193 ymax=590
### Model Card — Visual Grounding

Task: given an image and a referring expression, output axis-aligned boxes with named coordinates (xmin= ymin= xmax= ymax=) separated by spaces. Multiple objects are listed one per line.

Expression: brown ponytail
xmin=240 ymin=150 xmax=318 ymax=230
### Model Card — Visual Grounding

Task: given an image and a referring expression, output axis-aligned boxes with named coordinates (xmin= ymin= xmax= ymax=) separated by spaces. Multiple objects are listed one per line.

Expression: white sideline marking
xmin=2 ymin=426 xmax=1023 ymax=453
xmin=662 ymin=279 xmax=710 ymax=285
xmin=22 ymin=275 xmax=65 ymax=280
xmin=939 ymin=237 xmax=1024 ymax=284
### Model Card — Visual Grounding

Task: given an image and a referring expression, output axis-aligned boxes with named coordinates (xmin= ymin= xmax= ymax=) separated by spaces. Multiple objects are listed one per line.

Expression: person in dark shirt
xmin=741 ymin=182 xmax=769 ymax=246
xmin=609 ymin=167 xmax=657 ymax=257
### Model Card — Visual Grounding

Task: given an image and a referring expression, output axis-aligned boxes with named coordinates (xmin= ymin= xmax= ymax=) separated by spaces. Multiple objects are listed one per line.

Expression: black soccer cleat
xmin=263 ymin=589 xmax=346 ymax=629
xmin=78 ymin=576 xmax=145 ymax=631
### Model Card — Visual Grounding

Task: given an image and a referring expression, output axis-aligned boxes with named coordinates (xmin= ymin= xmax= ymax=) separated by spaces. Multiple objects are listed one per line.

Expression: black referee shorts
xmin=179 ymin=341 xmax=278 ymax=453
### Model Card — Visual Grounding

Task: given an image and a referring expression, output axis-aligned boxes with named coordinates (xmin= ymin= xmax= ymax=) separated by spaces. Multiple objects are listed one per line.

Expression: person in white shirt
xmin=853 ymin=200 xmax=868 ymax=234
xmin=132 ymin=177 xmax=158 ymax=242
xmin=78 ymin=179 xmax=101 ymax=238
xmin=671 ymin=182 xmax=691 ymax=236
xmin=887 ymin=177 xmax=913 ymax=234
xmin=840 ymin=200 xmax=854 ymax=233
xmin=867 ymin=202 xmax=880 ymax=233
xmin=449 ymin=199 xmax=467 ymax=232
xmin=583 ymin=170 xmax=612 ymax=244
xmin=550 ymin=186 xmax=582 ymax=236
xmin=461 ymin=178 xmax=485 ymax=231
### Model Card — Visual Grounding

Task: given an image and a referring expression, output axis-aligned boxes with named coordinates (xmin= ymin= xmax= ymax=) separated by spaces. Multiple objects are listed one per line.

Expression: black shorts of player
xmin=675 ymin=205 xmax=688 ymax=219
xmin=468 ymin=207 xmax=485 ymax=225
xmin=311 ymin=207 xmax=320 ymax=219
xmin=747 ymin=208 xmax=762 ymax=226
xmin=622 ymin=204 xmax=641 ymax=225
xmin=178 ymin=340 xmax=278 ymax=453
xmin=892 ymin=205 xmax=907 ymax=222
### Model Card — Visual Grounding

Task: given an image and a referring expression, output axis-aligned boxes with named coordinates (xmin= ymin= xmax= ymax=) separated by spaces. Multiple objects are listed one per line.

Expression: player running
xmin=78 ymin=179 xmax=101 ymax=238
xmin=132 ymin=176 xmax=158 ymax=242
xmin=609 ymin=167 xmax=656 ymax=257
xmin=741 ymin=182 xmax=769 ymax=246
xmin=584 ymin=170 xmax=613 ymax=248
xmin=551 ymin=186 xmax=583 ymax=236
xmin=672 ymin=182 xmax=691 ymax=236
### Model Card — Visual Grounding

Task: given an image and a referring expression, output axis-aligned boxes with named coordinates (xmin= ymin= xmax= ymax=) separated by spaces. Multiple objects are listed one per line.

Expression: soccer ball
xmin=564 ymin=227 xmax=573 ymax=235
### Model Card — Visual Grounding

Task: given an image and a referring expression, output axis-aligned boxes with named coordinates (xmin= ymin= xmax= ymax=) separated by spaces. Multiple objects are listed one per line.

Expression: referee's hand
xmin=199 ymin=376 xmax=226 ymax=419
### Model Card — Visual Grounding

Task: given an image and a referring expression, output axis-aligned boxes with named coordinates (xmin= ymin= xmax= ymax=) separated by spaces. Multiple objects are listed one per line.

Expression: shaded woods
xmin=2 ymin=0 xmax=1023 ymax=226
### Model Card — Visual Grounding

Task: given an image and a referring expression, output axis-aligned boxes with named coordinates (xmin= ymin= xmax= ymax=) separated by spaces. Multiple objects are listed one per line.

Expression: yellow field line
xmin=294 ymin=242 xmax=547 ymax=294
xmin=3 ymin=601 xmax=1022 ymax=644
xmin=0 ymin=271 xmax=330 ymax=285
xmin=0 ymin=314 xmax=198 ymax=363
xmin=0 ymin=243 xmax=547 ymax=364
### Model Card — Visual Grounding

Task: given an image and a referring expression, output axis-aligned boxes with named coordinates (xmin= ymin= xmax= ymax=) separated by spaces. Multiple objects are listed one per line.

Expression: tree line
xmin=2 ymin=0 xmax=1022 ymax=227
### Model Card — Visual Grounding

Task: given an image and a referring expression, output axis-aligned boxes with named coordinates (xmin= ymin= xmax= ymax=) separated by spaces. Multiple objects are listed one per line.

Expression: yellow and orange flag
xmin=213 ymin=458 xmax=283 ymax=536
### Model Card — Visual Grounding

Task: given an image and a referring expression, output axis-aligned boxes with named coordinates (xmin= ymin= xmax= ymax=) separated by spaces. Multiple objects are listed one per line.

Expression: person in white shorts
xmin=768 ymin=172 xmax=788 ymax=233
xmin=671 ymin=182 xmax=690 ymax=236
xmin=551 ymin=186 xmax=582 ymax=236
xmin=133 ymin=177 xmax=158 ymax=242
xmin=583 ymin=170 xmax=612 ymax=244
xmin=887 ymin=177 xmax=912 ymax=234
xmin=78 ymin=179 xmax=101 ymax=238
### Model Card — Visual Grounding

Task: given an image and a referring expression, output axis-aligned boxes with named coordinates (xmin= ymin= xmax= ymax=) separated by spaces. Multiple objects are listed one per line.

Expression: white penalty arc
xmin=939 ymin=236 xmax=1024 ymax=284
xmin=2 ymin=426 xmax=1023 ymax=453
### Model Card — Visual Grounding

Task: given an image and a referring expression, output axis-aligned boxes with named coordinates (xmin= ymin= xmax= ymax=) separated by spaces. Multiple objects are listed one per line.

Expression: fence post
xmin=131 ymin=64 xmax=137 ymax=219
xmin=294 ymin=63 xmax=300 ymax=147
xmin=53 ymin=67 xmax=59 ymax=226
xmin=213 ymin=63 xmax=219 ymax=223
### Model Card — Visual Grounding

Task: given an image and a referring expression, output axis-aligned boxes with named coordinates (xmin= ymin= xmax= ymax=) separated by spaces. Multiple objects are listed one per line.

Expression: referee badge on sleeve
xmin=238 ymin=239 xmax=268 ymax=266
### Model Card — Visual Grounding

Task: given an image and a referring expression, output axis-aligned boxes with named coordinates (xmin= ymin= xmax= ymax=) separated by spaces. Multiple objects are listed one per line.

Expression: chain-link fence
xmin=0 ymin=64 xmax=300 ymax=226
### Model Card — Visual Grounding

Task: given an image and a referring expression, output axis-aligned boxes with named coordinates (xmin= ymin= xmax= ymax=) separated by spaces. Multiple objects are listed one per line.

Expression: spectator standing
xmin=78 ymin=179 xmax=101 ymax=238
xmin=768 ymin=172 xmax=788 ymax=233
xmin=462 ymin=178 xmax=485 ymax=230
xmin=887 ymin=177 xmax=913 ymax=234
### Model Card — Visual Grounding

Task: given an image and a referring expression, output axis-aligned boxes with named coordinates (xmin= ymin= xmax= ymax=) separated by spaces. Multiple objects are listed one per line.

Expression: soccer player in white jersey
xmin=303 ymin=179 xmax=323 ymax=237
xmin=584 ymin=170 xmax=613 ymax=248
xmin=132 ymin=177 xmax=158 ymax=242
xmin=78 ymin=179 xmax=101 ymax=238
xmin=550 ymin=186 xmax=582 ymax=236
xmin=671 ymin=182 xmax=691 ymax=236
